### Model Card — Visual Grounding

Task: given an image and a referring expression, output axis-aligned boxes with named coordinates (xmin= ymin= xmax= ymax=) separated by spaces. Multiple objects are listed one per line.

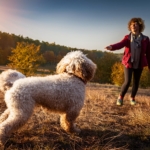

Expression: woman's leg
xmin=131 ymin=68 xmax=143 ymax=99
xmin=117 ymin=67 xmax=133 ymax=105
xmin=120 ymin=67 xmax=133 ymax=98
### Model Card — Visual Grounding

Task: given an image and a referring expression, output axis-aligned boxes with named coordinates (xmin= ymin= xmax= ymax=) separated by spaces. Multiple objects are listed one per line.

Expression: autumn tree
xmin=95 ymin=52 xmax=120 ymax=83
xmin=111 ymin=62 xmax=124 ymax=86
xmin=0 ymin=48 xmax=7 ymax=65
xmin=140 ymin=67 xmax=150 ymax=88
xmin=43 ymin=50 xmax=56 ymax=64
xmin=8 ymin=42 xmax=45 ymax=76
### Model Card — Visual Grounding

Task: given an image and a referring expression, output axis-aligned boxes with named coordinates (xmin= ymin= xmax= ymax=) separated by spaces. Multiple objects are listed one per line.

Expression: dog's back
xmin=5 ymin=73 xmax=85 ymax=113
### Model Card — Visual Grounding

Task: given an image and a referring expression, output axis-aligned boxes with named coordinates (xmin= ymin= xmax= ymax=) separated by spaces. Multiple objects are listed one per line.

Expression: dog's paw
xmin=73 ymin=127 xmax=81 ymax=134
xmin=68 ymin=126 xmax=81 ymax=134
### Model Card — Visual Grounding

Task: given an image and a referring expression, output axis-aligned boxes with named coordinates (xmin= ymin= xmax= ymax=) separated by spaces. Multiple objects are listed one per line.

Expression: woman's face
xmin=130 ymin=22 xmax=140 ymax=34
xmin=130 ymin=22 xmax=139 ymax=34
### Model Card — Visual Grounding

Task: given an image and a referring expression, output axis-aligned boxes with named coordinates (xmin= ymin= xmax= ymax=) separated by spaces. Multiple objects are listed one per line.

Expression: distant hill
xmin=0 ymin=31 xmax=112 ymax=65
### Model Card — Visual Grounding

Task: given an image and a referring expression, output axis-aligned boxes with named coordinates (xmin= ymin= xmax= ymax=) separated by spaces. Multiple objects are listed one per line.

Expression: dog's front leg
xmin=60 ymin=111 xmax=81 ymax=133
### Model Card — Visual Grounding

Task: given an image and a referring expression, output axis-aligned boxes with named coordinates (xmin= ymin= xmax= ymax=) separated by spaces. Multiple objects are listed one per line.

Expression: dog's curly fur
xmin=0 ymin=51 xmax=97 ymax=145
xmin=0 ymin=69 xmax=26 ymax=93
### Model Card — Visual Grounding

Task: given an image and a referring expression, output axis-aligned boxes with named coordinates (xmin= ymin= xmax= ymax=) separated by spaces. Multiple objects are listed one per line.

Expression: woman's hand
xmin=105 ymin=46 xmax=112 ymax=50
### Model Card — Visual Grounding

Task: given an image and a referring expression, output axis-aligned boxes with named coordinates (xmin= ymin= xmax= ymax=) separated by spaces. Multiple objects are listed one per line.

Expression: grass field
xmin=0 ymin=66 xmax=9 ymax=72
xmin=0 ymin=83 xmax=150 ymax=150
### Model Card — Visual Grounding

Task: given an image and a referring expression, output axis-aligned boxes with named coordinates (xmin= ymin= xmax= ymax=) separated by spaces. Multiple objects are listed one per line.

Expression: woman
xmin=105 ymin=17 xmax=150 ymax=106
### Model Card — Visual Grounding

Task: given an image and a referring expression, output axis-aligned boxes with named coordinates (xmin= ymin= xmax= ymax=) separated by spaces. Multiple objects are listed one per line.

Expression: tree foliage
xmin=140 ymin=67 xmax=150 ymax=88
xmin=0 ymin=48 xmax=10 ymax=65
xmin=95 ymin=52 xmax=120 ymax=83
xmin=111 ymin=62 xmax=124 ymax=86
xmin=8 ymin=42 xmax=45 ymax=75
xmin=0 ymin=31 xmax=106 ymax=65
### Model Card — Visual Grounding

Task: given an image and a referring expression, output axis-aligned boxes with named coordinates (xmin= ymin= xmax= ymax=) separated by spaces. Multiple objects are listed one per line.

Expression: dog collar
xmin=68 ymin=73 xmax=86 ymax=84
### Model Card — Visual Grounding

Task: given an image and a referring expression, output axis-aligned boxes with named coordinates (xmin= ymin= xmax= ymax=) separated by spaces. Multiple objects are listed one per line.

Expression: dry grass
xmin=0 ymin=83 xmax=150 ymax=150
xmin=0 ymin=66 xmax=9 ymax=72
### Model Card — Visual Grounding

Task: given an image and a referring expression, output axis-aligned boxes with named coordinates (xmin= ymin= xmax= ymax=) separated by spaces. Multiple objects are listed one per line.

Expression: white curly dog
xmin=0 ymin=51 xmax=97 ymax=145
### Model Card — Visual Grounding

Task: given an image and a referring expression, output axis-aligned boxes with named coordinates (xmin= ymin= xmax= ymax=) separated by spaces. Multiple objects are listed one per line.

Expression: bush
xmin=140 ymin=67 xmax=150 ymax=88
xmin=8 ymin=42 xmax=45 ymax=76
xmin=111 ymin=62 xmax=124 ymax=86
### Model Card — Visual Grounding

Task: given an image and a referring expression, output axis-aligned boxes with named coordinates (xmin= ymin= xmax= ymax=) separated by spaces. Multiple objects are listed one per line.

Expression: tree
xmin=111 ymin=62 xmax=124 ymax=86
xmin=43 ymin=50 xmax=56 ymax=64
xmin=140 ymin=67 xmax=150 ymax=88
xmin=0 ymin=48 xmax=7 ymax=65
xmin=8 ymin=42 xmax=45 ymax=76
xmin=95 ymin=52 xmax=120 ymax=83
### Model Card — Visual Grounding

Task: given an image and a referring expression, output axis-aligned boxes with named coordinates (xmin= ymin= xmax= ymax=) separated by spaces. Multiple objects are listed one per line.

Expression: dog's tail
xmin=0 ymin=69 xmax=26 ymax=93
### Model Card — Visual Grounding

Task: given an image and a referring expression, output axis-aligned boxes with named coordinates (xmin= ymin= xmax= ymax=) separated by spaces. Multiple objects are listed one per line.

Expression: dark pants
xmin=120 ymin=67 xmax=143 ymax=98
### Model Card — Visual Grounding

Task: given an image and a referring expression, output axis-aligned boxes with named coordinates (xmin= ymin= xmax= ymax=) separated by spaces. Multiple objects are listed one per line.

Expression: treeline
xmin=0 ymin=31 xmax=150 ymax=87
xmin=0 ymin=31 xmax=105 ymax=65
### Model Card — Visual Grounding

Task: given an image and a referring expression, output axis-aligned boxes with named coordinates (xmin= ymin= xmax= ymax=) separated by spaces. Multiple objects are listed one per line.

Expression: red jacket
xmin=110 ymin=33 xmax=150 ymax=70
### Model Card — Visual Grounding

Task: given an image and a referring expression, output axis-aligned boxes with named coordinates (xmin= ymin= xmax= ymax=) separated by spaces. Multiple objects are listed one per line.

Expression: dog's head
xmin=0 ymin=69 xmax=26 ymax=93
xmin=56 ymin=51 xmax=97 ymax=83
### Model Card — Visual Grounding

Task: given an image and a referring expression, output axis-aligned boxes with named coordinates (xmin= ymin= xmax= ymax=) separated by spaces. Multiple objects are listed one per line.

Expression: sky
xmin=0 ymin=0 xmax=150 ymax=53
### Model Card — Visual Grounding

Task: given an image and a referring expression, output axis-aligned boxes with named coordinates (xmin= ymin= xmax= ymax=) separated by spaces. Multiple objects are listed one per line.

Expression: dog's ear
xmin=0 ymin=79 xmax=12 ymax=93
xmin=71 ymin=59 xmax=97 ymax=83
xmin=56 ymin=63 xmax=68 ymax=74
xmin=4 ymin=82 xmax=13 ymax=91
xmin=56 ymin=53 xmax=73 ymax=74
xmin=0 ymin=74 xmax=9 ymax=93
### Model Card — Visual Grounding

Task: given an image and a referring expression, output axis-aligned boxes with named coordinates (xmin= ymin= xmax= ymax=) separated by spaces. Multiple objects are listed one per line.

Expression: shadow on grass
xmin=3 ymin=125 xmax=150 ymax=150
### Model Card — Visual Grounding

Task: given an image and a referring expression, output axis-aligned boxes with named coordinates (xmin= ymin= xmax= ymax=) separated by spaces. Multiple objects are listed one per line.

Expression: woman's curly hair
xmin=128 ymin=17 xmax=145 ymax=33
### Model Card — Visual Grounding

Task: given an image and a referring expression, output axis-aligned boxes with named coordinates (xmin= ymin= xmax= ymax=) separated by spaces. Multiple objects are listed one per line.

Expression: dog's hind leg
xmin=60 ymin=110 xmax=81 ymax=133
xmin=0 ymin=109 xmax=9 ymax=123
xmin=0 ymin=103 xmax=34 ymax=145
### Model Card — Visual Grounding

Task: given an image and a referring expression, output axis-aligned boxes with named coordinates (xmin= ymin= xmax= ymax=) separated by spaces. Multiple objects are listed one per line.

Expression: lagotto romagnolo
xmin=0 ymin=51 xmax=97 ymax=145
